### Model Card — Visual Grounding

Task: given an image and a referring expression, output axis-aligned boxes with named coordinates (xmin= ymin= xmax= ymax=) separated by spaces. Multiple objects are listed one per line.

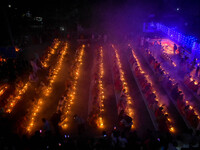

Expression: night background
xmin=0 ymin=0 xmax=200 ymax=149
xmin=1 ymin=0 xmax=200 ymax=46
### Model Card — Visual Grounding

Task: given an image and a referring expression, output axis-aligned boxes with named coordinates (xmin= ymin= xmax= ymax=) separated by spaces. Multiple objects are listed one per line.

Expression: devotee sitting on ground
xmin=118 ymin=95 xmax=127 ymax=114
xmin=142 ymin=81 xmax=150 ymax=92
xmin=57 ymin=96 xmax=65 ymax=112
xmin=177 ymin=97 xmax=185 ymax=113
xmin=135 ymin=66 xmax=141 ymax=76
xmin=146 ymin=93 xmax=156 ymax=105
xmin=29 ymin=72 xmax=38 ymax=83
xmin=171 ymin=83 xmax=179 ymax=100
xmin=151 ymin=101 xmax=159 ymax=113
xmin=30 ymin=58 xmax=40 ymax=74
xmin=154 ymin=61 xmax=160 ymax=73
xmin=88 ymin=110 xmax=98 ymax=128
xmin=166 ymin=76 xmax=172 ymax=88
xmin=158 ymin=71 xmax=164 ymax=83
xmin=155 ymin=106 xmax=163 ymax=119
xmin=120 ymin=89 xmax=127 ymax=97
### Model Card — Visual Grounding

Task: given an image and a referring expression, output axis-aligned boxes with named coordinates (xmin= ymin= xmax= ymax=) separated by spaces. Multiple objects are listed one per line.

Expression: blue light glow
xmin=155 ymin=23 xmax=200 ymax=58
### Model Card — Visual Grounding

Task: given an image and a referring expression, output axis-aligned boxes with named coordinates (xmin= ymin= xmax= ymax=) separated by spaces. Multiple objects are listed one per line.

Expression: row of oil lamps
xmin=147 ymin=49 xmax=200 ymax=127
xmin=112 ymin=45 xmax=134 ymax=128
xmin=0 ymin=84 xmax=8 ymax=97
xmin=4 ymin=39 xmax=61 ymax=114
xmin=131 ymin=49 xmax=175 ymax=133
xmin=41 ymin=39 xmax=61 ymax=68
xmin=59 ymin=45 xmax=85 ymax=129
xmin=90 ymin=47 xmax=105 ymax=128
xmin=26 ymin=42 xmax=68 ymax=132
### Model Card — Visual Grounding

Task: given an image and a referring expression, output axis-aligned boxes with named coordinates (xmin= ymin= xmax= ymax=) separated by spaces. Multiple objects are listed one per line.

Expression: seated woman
xmin=117 ymin=95 xmax=127 ymax=114
xmin=177 ymin=95 xmax=185 ymax=112
xmin=141 ymin=79 xmax=148 ymax=89
xmin=146 ymin=93 xmax=156 ymax=105
xmin=171 ymin=83 xmax=179 ymax=100
xmin=184 ymin=74 xmax=191 ymax=85
xmin=155 ymin=106 xmax=163 ymax=118
xmin=132 ymin=62 xmax=138 ymax=71
xmin=119 ymin=113 xmax=133 ymax=135
xmin=187 ymin=109 xmax=198 ymax=128
xmin=115 ymin=79 xmax=122 ymax=93
xmin=166 ymin=77 xmax=172 ymax=88
xmin=144 ymin=87 xmax=153 ymax=98
xmin=158 ymin=71 xmax=164 ymax=82
xmin=157 ymin=114 xmax=169 ymax=132
xmin=151 ymin=101 xmax=159 ymax=113
xmin=135 ymin=66 xmax=141 ymax=76
xmin=143 ymin=83 xmax=152 ymax=94
xmin=120 ymin=89 xmax=127 ymax=97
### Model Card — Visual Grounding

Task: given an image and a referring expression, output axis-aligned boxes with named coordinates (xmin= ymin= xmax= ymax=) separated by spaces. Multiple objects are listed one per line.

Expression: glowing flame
xmin=41 ymin=39 xmax=61 ymax=68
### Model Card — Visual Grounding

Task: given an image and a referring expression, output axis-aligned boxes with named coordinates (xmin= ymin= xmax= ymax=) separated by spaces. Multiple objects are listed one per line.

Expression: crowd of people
xmin=129 ymin=50 xmax=171 ymax=133
xmin=184 ymin=65 xmax=200 ymax=96
xmin=143 ymin=48 xmax=199 ymax=129
xmin=13 ymin=39 xmax=64 ymax=134
xmin=1 ymin=35 xmax=200 ymax=149
xmin=1 ymin=113 xmax=200 ymax=150
xmin=0 ymin=38 xmax=60 ymax=109
xmin=153 ymin=40 xmax=200 ymax=98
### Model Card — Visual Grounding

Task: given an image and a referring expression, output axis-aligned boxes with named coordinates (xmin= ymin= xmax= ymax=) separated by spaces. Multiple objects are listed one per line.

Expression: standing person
xmin=195 ymin=65 xmax=200 ymax=77
xmin=120 ymin=89 xmax=127 ymax=97
xmin=42 ymin=118 xmax=51 ymax=134
xmin=30 ymin=59 xmax=40 ymax=73
xmin=144 ymin=39 xmax=149 ymax=51
xmin=119 ymin=114 xmax=133 ymax=136
xmin=173 ymin=44 xmax=177 ymax=55
xmin=57 ymin=96 xmax=64 ymax=112
xmin=50 ymin=111 xmax=61 ymax=135
xmin=118 ymin=133 xmax=128 ymax=149
xmin=73 ymin=114 xmax=85 ymax=135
